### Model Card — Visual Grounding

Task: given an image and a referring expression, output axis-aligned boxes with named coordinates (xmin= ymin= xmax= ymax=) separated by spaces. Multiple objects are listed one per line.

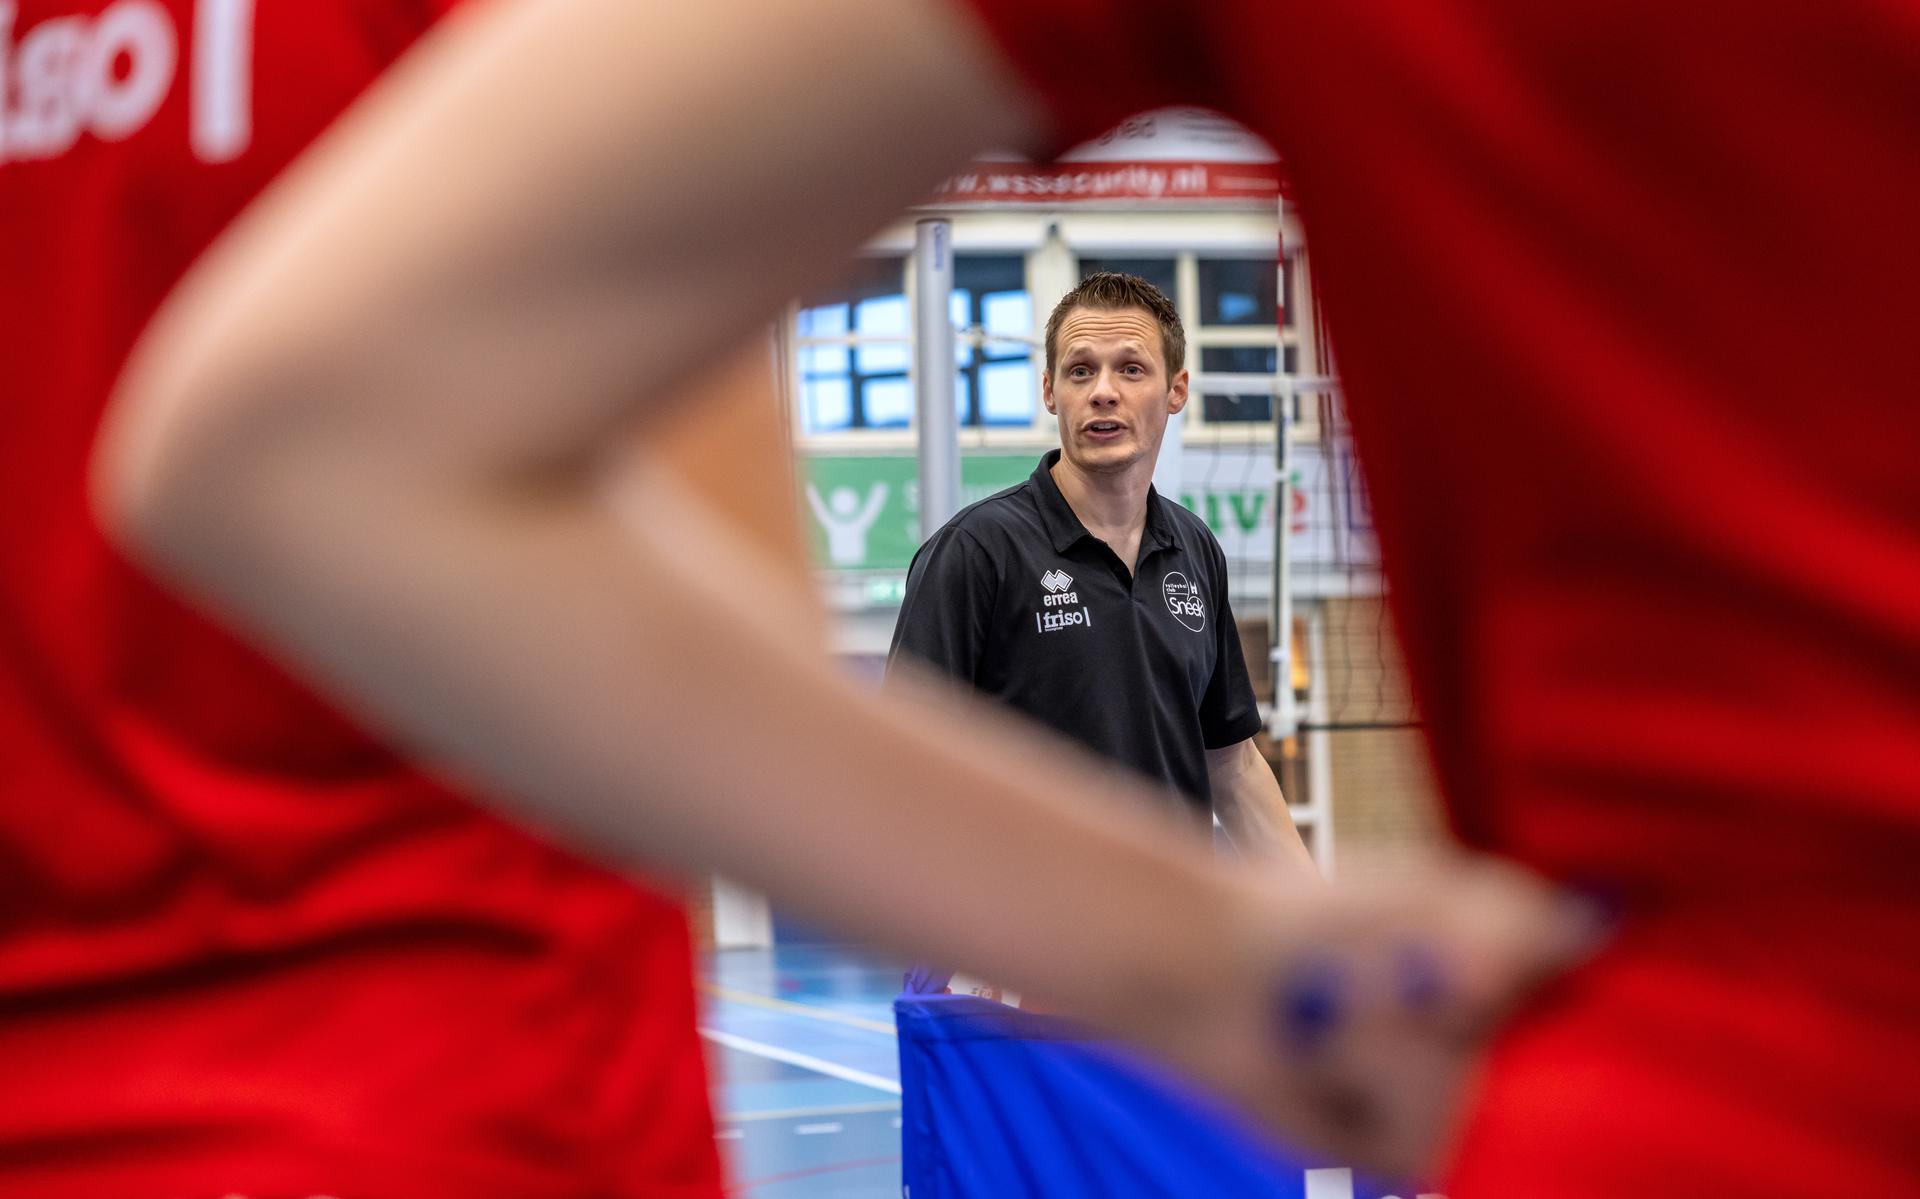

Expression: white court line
xmin=794 ymin=1122 xmax=845 ymax=1136
xmin=699 ymin=1028 xmax=903 ymax=1095
xmin=701 ymin=984 xmax=896 ymax=1035
xmin=723 ymin=1101 xmax=901 ymax=1124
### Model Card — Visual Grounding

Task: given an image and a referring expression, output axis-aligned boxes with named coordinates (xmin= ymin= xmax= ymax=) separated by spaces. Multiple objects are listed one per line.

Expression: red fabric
xmin=957 ymin=0 xmax=1920 ymax=1191
xmin=0 ymin=3 xmax=719 ymax=1194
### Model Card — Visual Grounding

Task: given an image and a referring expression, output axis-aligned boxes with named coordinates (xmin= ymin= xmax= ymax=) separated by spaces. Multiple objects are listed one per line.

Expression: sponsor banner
xmin=803 ymin=455 xmax=1032 ymax=574
xmin=929 ymin=160 xmax=1284 ymax=206
xmin=927 ymin=107 xmax=1290 ymax=208
xmin=800 ymin=444 xmax=1376 ymax=587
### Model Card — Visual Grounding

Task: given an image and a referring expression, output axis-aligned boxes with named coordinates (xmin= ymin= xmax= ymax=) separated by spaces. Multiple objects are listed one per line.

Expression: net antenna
xmin=1265 ymin=369 xmax=1339 ymax=742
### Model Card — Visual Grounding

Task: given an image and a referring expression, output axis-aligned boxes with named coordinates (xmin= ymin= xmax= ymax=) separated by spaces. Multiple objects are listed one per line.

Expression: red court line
xmin=729 ymin=1154 xmax=902 ymax=1195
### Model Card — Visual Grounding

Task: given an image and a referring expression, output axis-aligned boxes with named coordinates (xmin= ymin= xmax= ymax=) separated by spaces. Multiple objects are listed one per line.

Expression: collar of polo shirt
xmin=1029 ymin=449 xmax=1178 ymax=557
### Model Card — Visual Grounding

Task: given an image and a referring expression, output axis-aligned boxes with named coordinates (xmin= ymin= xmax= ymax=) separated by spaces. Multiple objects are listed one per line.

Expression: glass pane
xmin=1078 ymin=256 xmax=1178 ymax=299
xmin=858 ymin=342 xmax=911 ymax=373
xmin=980 ymin=360 xmax=1036 ymax=425
xmin=802 ymin=343 xmax=848 ymax=373
xmin=955 ymin=255 xmax=1025 ymax=295
xmin=1199 ymin=344 xmax=1275 ymax=423
xmin=983 ymin=291 xmax=1033 ymax=338
xmin=797 ymin=304 xmax=849 ymax=339
xmin=803 ymin=376 xmax=853 ymax=432
xmin=950 ymin=290 xmax=971 ymax=330
xmin=856 ymin=293 xmax=909 ymax=336
xmin=1201 ymin=392 xmax=1273 ymax=422
xmin=1198 ymin=258 xmax=1278 ymax=327
xmin=954 ymin=372 xmax=972 ymax=423
xmin=1200 ymin=345 xmax=1279 ymax=374
xmin=864 ymin=377 xmax=912 ymax=428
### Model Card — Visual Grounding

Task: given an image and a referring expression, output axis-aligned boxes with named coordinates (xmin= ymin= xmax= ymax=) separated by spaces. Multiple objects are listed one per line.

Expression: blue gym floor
xmin=701 ymin=942 xmax=908 ymax=1198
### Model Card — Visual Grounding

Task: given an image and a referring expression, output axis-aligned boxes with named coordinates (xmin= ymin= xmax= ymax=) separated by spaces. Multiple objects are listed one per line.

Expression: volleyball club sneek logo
xmin=1162 ymin=571 xmax=1205 ymax=632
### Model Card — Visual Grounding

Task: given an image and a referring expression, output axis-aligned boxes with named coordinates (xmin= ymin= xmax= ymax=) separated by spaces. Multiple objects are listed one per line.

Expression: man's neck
xmin=1051 ymin=453 xmax=1152 ymax=548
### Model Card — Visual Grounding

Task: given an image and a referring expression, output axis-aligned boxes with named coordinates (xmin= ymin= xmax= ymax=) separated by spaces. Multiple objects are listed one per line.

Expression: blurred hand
xmin=1159 ymin=855 xmax=1603 ymax=1180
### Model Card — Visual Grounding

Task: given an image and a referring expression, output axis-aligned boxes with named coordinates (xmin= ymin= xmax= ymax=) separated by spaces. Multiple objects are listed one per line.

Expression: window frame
xmin=790 ymin=213 xmax=1323 ymax=451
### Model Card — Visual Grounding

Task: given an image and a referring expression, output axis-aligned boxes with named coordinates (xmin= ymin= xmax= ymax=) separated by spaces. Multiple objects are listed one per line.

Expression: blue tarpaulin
xmin=895 ymin=993 xmax=1422 ymax=1199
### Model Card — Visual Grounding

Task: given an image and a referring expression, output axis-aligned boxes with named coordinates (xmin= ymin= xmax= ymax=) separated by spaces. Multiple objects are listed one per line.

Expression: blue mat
xmin=895 ymin=993 xmax=1424 ymax=1199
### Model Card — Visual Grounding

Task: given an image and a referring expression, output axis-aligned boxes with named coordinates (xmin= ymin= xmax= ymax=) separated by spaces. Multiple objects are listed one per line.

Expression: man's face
xmin=1043 ymin=305 xmax=1189 ymax=478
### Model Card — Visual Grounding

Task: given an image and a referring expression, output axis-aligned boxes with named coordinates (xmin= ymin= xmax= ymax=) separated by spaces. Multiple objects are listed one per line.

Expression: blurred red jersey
xmin=0 ymin=3 xmax=720 ymax=1195
xmin=958 ymin=0 xmax=1920 ymax=1194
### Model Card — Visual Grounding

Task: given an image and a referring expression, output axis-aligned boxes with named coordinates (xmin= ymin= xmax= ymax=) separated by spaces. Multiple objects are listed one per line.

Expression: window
xmin=1196 ymin=344 xmax=1303 ymax=423
xmin=796 ymin=255 xmax=1039 ymax=433
xmin=1190 ymin=256 xmax=1303 ymax=428
xmin=794 ymin=242 xmax=1309 ymax=437
xmin=1077 ymin=256 xmax=1178 ymax=300
xmin=1197 ymin=257 xmax=1277 ymax=328
xmin=796 ymin=258 xmax=910 ymax=432
xmin=1200 ymin=346 xmax=1274 ymax=423
xmin=954 ymin=255 xmax=1036 ymax=428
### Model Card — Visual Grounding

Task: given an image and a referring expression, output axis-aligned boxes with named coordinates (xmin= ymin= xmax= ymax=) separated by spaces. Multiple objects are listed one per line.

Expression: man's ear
xmin=1041 ymin=369 xmax=1057 ymax=415
xmin=1167 ymin=368 xmax=1190 ymax=416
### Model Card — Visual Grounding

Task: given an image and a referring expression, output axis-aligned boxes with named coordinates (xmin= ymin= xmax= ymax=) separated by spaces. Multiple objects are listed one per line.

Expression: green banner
xmin=800 ymin=447 xmax=1294 ymax=574
xmin=801 ymin=454 xmax=1036 ymax=572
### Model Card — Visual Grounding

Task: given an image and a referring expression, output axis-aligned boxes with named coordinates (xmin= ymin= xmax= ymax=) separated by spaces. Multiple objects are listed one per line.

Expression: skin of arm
xmin=1208 ymin=737 xmax=1317 ymax=874
xmin=92 ymin=0 xmax=1592 ymax=1172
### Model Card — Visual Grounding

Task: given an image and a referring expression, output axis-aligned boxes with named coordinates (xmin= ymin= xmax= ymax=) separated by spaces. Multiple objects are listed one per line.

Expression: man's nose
xmin=1090 ymin=371 xmax=1122 ymax=403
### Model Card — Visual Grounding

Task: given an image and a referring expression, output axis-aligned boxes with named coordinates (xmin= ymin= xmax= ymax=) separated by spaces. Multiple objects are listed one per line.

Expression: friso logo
xmin=1035 ymin=605 xmax=1092 ymax=634
xmin=1162 ymin=571 xmax=1205 ymax=631
xmin=0 ymin=0 xmax=256 ymax=167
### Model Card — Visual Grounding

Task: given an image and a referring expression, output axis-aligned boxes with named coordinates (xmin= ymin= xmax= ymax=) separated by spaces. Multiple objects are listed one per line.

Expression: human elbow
xmin=91 ymin=332 xmax=312 ymax=600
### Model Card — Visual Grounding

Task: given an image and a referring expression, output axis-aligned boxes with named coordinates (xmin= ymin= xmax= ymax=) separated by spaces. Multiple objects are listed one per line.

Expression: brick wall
xmin=1314 ymin=597 xmax=1449 ymax=879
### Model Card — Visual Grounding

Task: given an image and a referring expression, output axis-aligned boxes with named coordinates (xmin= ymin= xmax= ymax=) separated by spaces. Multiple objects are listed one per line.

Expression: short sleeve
xmin=350 ymin=0 xmax=470 ymax=69
xmin=887 ymin=526 xmax=998 ymax=686
xmin=1197 ymin=541 xmax=1262 ymax=749
xmin=946 ymin=0 xmax=1230 ymax=153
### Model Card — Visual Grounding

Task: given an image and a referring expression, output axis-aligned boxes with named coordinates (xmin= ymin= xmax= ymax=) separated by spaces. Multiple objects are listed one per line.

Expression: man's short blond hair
xmin=1043 ymin=272 xmax=1186 ymax=380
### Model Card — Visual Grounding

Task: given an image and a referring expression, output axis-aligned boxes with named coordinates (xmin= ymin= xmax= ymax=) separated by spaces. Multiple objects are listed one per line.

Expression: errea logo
xmin=1162 ymin=571 xmax=1205 ymax=632
xmin=1040 ymin=568 xmax=1079 ymax=607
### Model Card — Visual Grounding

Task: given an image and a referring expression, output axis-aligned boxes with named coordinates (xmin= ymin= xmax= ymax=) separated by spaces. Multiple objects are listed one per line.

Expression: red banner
xmin=929 ymin=159 xmax=1287 ymax=206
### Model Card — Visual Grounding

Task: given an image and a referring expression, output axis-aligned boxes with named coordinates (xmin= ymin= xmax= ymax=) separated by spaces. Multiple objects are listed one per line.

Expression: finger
xmin=1423 ymin=859 xmax=1612 ymax=1014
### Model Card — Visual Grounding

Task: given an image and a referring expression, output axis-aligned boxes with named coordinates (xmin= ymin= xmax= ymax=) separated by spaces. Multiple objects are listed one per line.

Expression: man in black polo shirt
xmin=889 ymin=273 xmax=1313 ymax=870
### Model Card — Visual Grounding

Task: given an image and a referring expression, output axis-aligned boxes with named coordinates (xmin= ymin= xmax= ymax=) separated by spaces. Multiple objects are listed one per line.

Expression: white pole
xmin=1306 ymin=603 xmax=1336 ymax=875
xmin=1270 ymin=207 xmax=1297 ymax=740
xmin=1152 ymin=408 xmax=1186 ymax=499
xmin=1271 ymin=373 xmax=1296 ymax=740
xmin=913 ymin=219 xmax=960 ymax=540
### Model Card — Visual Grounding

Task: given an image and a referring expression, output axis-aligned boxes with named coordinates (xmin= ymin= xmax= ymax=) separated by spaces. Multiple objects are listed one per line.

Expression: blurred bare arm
xmin=94 ymin=0 xmax=1590 ymax=1172
xmin=97 ymin=0 xmax=1262 ymax=1075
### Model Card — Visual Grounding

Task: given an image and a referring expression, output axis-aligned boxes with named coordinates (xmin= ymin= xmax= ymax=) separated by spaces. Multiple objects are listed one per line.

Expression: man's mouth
xmin=1083 ymin=420 xmax=1126 ymax=439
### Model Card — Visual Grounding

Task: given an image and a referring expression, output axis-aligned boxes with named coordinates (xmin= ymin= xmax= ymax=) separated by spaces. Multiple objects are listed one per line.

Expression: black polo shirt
xmin=887 ymin=450 xmax=1262 ymax=816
